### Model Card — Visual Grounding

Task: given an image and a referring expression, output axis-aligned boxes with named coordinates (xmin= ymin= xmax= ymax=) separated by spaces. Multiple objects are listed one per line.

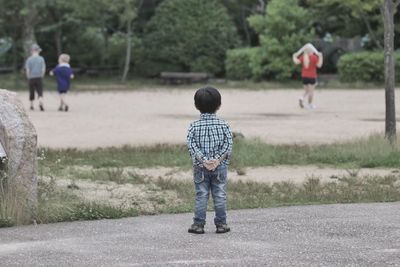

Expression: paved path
xmin=1 ymin=202 xmax=399 ymax=266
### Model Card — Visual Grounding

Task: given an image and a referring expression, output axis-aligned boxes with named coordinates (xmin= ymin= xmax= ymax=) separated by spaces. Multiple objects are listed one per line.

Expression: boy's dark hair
xmin=194 ymin=87 xmax=221 ymax=113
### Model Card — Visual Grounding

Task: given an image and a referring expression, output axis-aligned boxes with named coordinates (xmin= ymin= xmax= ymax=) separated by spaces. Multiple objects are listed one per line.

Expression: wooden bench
xmin=160 ymin=72 xmax=209 ymax=84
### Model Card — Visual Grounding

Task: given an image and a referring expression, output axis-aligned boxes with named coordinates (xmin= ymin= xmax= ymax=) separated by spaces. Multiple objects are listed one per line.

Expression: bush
xmin=338 ymin=51 xmax=400 ymax=82
xmin=225 ymin=47 xmax=260 ymax=80
xmin=142 ymin=0 xmax=238 ymax=76
xmin=248 ymin=0 xmax=314 ymax=80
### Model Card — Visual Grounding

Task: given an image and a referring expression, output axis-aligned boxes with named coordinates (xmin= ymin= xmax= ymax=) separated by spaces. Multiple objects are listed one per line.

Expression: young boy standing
xmin=50 ymin=54 xmax=74 ymax=112
xmin=187 ymin=87 xmax=233 ymax=234
xmin=25 ymin=44 xmax=46 ymax=111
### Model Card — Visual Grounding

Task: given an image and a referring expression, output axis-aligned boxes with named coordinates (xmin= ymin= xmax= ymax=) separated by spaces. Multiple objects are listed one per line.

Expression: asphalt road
xmin=0 ymin=203 xmax=399 ymax=266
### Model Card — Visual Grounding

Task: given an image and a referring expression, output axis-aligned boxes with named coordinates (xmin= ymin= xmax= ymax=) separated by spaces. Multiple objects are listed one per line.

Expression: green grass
xmin=0 ymin=73 xmax=385 ymax=92
xmin=30 ymin=169 xmax=400 ymax=227
xmin=3 ymin=134 xmax=400 ymax=227
xmin=36 ymin=177 xmax=139 ymax=224
xmin=231 ymin=134 xmax=400 ymax=169
xmin=39 ymin=135 xmax=400 ymax=173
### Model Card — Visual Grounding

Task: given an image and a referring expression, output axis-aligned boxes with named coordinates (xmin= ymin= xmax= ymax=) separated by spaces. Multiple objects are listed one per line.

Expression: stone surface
xmin=0 ymin=89 xmax=38 ymax=222
xmin=0 ymin=203 xmax=399 ymax=266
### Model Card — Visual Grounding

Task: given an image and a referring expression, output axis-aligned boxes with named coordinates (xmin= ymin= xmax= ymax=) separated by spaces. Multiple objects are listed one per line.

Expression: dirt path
xmin=14 ymin=88 xmax=399 ymax=149
xmin=39 ymin=165 xmax=398 ymax=212
xmin=130 ymin=165 xmax=399 ymax=184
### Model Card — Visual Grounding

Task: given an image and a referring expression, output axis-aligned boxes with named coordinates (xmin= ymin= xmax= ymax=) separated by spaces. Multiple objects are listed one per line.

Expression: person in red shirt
xmin=292 ymin=44 xmax=323 ymax=109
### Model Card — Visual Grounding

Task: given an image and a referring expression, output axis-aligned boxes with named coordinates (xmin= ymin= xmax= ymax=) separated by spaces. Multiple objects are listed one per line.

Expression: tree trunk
xmin=382 ymin=0 xmax=397 ymax=142
xmin=22 ymin=0 xmax=38 ymax=57
xmin=11 ymin=36 xmax=20 ymax=87
xmin=241 ymin=8 xmax=251 ymax=46
xmin=55 ymin=27 xmax=62 ymax=56
xmin=121 ymin=20 xmax=132 ymax=82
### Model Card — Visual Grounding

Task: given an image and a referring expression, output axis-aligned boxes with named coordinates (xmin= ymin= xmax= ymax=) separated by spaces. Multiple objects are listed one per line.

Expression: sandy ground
xmin=129 ymin=165 xmax=400 ymax=184
xmin=14 ymin=88 xmax=399 ymax=149
xmin=41 ymin=165 xmax=399 ymax=212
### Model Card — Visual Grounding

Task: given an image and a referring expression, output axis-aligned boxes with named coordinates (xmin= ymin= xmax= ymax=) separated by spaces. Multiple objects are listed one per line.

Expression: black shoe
xmin=216 ymin=224 xmax=230 ymax=234
xmin=39 ymin=104 xmax=44 ymax=111
xmin=64 ymin=105 xmax=69 ymax=112
xmin=58 ymin=106 xmax=63 ymax=111
xmin=188 ymin=223 xmax=205 ymax=234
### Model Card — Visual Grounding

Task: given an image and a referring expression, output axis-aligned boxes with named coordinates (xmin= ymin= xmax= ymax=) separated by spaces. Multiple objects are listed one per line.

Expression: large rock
xmin=0 ymin=89 xmax=37 ymax=223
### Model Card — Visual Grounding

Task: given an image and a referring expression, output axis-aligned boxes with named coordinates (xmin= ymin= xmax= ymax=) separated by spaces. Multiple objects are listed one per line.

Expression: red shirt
xmin=299 ymin=54 xmax=319 ymax=78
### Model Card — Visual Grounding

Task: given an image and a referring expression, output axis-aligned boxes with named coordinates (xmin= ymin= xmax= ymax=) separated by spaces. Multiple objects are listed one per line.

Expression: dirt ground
xmin=17 ymin=88 xmax=397 ymax=148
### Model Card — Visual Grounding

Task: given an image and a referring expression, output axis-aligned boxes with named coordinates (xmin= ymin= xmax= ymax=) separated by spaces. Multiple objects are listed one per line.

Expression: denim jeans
xmin=193 ymin=164 xmax=228 ymax=226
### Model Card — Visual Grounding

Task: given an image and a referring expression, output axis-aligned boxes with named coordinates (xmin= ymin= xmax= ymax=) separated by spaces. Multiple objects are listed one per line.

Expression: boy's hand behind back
xmin=203 ymin=159 xmax=220 ymax=171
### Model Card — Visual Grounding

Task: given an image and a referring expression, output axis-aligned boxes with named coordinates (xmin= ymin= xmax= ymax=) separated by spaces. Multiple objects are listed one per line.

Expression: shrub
xmin=142 ymin=0 xmax=238 ymax=76
xmin=248 ymin=0 xmax=314 ymax=80
xmin=338 ymin=51 xmax=400 ymax=82
xmin=225 ymin=47 xmax=260 ymax=80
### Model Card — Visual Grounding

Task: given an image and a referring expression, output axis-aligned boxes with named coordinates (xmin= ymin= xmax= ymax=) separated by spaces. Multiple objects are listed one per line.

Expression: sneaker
xmin=298 ymin=98 xmax=304 ymax=109
xmin=65 ymin=105 xmax=69 ymax=112
xmin=39 ymin=104 xmax=44 ymax=111
xmin=216 ymin=224 xmax=230 ymax=234
xmin=30 ymin=106 xmax=34 ymax=111
xmin=309 ymin=104 xmax=316 ymax=109
xmin=58 ymin=106 xmax=63 ymax=111
xmin=188 ymin=223 xmax=205 ymax=234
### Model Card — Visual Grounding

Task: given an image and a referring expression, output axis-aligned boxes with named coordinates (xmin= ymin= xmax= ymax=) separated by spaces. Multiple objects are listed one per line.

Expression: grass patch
xmin=4 ymin=164 xmax=400 ymax=228
xmin=231 ymin=134 xmax=400 ymax=168
xmin=24 ymin=171 xmax=396 ymax=226
xmin=0 ymin=73 xmax=385 ymax=92
xmin=36 ymin=177 xmax=139 ymax=224
xmin=39 ymin=135 xmax=400 ymax=172
xmin=154 ymin=174 xmax=400 ymax=213
xmin=4 ymin=134 xmax=400 ymax=227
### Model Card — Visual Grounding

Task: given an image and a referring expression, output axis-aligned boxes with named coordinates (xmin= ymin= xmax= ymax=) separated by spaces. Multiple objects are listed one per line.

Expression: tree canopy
xmin=0 ymin=0 xmax=400 ymax=78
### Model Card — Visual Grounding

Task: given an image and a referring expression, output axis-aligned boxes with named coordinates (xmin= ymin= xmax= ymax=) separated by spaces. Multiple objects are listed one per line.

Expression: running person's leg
xmin=300 ymin=80 xmax=311 ymax=108
xmin=35 ymin=78 xmax=44 ymax=111
xmin=30 ymin=78 xmax=44 ymax=111
xmin=308 ymin=84 xmax=315 ymax=104
xmin=307 ymin=79 xmax=317 ymax=108
xmin=60 ymin=92 xmax=68 ymax=111
xmin=58 ymin=92 xmax=64 ymax=111
xmin=29 ymin=79 xmax=36 ymax=110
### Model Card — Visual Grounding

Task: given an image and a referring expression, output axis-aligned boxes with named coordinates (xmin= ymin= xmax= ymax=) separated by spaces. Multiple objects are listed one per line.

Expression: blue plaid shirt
xmin=187 ymin=113 xmax=233 ymax=166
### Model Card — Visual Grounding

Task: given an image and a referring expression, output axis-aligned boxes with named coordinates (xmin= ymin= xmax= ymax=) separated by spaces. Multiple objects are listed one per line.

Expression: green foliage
xmin=338 ymin=51 xmax=400 ymax=82
xmin=142 ymin=0 xmax=238 ymax=75
xmin=247 ymin=0 xmax=314 ymax=80
xmin=225 ymin=47 xmax=260 ymax=80
xmin=307 ymin=0 xmax=385 ymax=49
xmin=310 ymin=0 xmax=381 ymax=16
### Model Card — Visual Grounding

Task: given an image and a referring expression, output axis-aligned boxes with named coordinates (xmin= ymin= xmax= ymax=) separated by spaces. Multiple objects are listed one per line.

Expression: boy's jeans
xmin=193 ymin=164 xmax=228 ymax=226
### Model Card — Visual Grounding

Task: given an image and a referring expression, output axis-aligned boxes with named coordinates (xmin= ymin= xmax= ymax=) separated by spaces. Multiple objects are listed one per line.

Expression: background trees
xmin=141 ymin=0 xmax=238 ymax=76
xmin=247 ymin=0 xmax=314 ymax=80
xmin=0 ymin=0 xmax=399 ymax=80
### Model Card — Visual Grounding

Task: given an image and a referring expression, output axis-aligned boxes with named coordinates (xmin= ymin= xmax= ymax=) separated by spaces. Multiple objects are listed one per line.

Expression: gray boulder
xmin=0 ymin=89 xmax=37 ymax=224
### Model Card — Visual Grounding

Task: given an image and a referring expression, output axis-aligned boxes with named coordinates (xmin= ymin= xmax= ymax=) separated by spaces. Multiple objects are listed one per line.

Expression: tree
xmin=143 ymin=0 xmax=238 ymax=75
xmin=248 ymin=0 xmax=314 ymax=80
xmin=21 ymin=0 xmax=39 ymax=57
xmin=222 ymin=0 xmax=268 ymax=46
xmin=120 ymin=0 xmax=143 ymax=82
xmin=0 ymin=0 xmax=24 ymax=75
xmin=309 ymin=0 xmax=383 ymax=48
xmin=382 ymin=0 xmax=400 ymax=141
